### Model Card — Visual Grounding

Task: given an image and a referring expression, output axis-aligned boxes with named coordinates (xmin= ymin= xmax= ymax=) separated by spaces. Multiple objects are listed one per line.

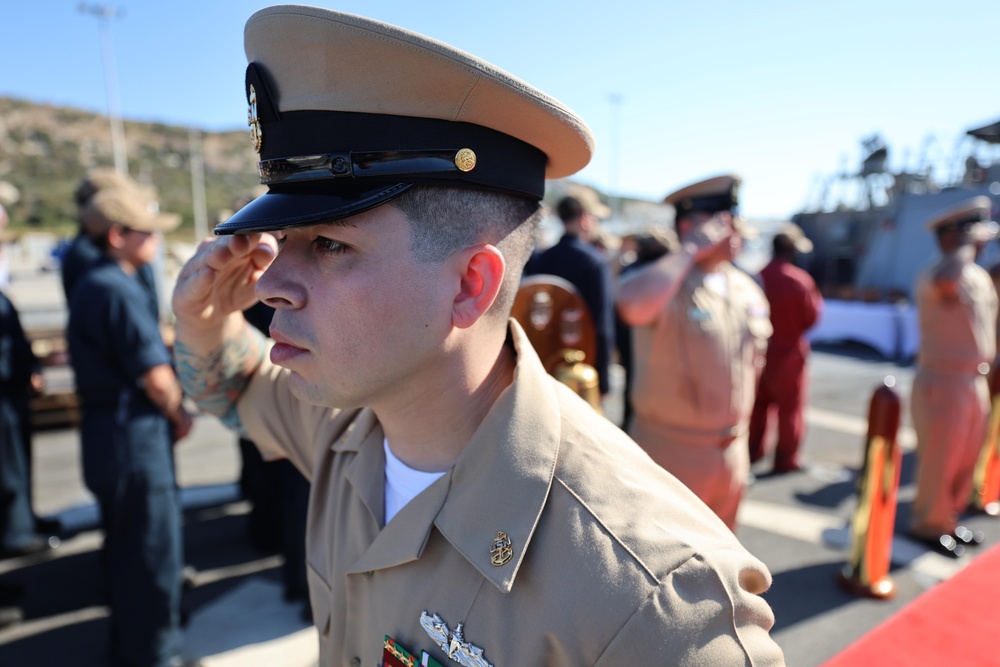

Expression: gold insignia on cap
xmin=248 ymin=84 xmax=263 ymax=153
xmin=455 ymin=148 xmax=477 ymax=172
xmin=489 ymin=531 xmax=512 ymax=566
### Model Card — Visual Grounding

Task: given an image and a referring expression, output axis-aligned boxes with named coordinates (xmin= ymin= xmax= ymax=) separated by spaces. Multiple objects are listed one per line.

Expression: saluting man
xmin=908 ymin=196 xmax=996 ymax=558
xmin=171 ymin=7 xmax=784 ymax=666
xmin=617 ymin=175 xmax=772 ymax=530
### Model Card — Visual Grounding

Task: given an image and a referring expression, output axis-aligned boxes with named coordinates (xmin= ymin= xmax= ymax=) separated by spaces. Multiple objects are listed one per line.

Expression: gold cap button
xmin=455 ymin=148 xmax=477 ymax=172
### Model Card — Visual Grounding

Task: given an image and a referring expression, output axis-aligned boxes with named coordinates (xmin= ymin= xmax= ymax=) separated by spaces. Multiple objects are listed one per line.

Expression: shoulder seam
xmin=554 ymin=476 xmax=661 ymax=583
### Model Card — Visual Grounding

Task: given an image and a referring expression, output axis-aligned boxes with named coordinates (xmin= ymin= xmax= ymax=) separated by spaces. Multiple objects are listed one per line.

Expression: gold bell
xmin=552 ymin=349 xmax=601 ymax=412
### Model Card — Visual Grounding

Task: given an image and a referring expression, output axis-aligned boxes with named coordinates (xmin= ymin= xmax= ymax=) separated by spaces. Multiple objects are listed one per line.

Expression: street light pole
xmin=608 ymin=93 xmax=623 ymax=226
xmin=78 ymin=3 xmax=129 ymax=175
xmin=189 ymin=128 xmax=208 ymax=241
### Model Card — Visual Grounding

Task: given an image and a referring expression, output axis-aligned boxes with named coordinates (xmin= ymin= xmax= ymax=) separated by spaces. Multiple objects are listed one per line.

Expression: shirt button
xmin=364 ymin=571 xmax=373 ymax=578
xmin=351 ymin=658 xmax=361 ymax=667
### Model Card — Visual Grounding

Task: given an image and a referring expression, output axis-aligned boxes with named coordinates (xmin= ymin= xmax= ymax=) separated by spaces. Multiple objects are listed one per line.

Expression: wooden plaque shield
xmin=511 ymin=274 xmax=597 ymax=374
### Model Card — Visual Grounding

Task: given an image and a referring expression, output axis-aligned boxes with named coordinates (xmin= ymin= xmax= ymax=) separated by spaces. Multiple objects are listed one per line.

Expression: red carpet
xmin=823 ymin=543 xmax=1000 ymax=666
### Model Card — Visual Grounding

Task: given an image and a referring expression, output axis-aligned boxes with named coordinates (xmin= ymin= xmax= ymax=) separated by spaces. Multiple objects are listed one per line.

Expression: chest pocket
xmin=306 ymin=563 xmax=333 ymax=662
xmin=688 ymin=305 xmax=718 ymax=334
xmin=688 ymin=285 xmax=721 ymax=335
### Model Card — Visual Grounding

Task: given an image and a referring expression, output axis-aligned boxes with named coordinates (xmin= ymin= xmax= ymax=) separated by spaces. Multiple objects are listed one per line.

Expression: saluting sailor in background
xmin=171 ymin=7 xmax=784 ymax=666
xmin=908 ymin=196 xmax=996 ymax=558
xmin=618 ymin=175 xmax=772 ymax=530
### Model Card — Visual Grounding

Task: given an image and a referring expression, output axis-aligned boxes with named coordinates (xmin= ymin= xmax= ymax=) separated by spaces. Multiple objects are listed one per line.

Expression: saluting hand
xmin=680 ymin=212 xmax=734 ymax=263
xmin=172 ymin=233 xmax=278 ymax=333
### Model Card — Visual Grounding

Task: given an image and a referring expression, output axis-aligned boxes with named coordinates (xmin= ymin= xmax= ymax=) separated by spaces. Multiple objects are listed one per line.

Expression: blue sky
xmin=3 ymin=1 xmax=999 ymax=219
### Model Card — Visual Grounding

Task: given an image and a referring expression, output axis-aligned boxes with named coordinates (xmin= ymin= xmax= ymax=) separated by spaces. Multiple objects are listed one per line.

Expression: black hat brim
xmin=214 ymin=182 xmax=414 ymax=235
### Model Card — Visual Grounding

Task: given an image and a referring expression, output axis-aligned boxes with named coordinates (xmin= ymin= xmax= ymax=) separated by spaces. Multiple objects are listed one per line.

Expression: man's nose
xmin=256 ymin=253 xmax=306 ymax=310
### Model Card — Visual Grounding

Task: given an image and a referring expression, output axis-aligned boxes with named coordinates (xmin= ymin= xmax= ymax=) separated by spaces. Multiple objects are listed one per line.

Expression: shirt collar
xmin=330 ymin=321 xmax=563 ymax=591
xmin=433 ymin=319 xmax=562 ymax=593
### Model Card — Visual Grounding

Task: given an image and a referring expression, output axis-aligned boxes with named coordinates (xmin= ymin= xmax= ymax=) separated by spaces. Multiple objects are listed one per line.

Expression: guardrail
xmin=28 ymin=328 xmax=79 ymax=430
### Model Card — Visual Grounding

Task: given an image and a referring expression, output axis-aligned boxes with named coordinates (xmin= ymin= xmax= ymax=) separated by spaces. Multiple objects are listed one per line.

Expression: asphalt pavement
xmin=1 ymin=258 xmax=999 ymax=666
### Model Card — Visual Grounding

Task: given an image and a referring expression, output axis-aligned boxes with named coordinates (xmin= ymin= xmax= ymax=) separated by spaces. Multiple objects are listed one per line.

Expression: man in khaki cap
xmin=171 ymin=7 xmax=783 ymax=665
xmin=748 ymin=223 xmax=823 ymax=474
xmin=908 ymin=196 xmax=996 ymax=558
xmin=63 ymin=168 xmax=162 ymax=314
xmin=618 ymin=174 xmax=772 ymax=530
xmin=67 ymin=187 xmax=196 ymax=667
xmin=524 ymin=185 xmax=615 ymax=397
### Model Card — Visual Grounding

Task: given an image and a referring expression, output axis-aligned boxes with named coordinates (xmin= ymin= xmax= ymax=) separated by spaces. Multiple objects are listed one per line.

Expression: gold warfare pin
xmin=420 ymin=611 xmax=493 ymax=667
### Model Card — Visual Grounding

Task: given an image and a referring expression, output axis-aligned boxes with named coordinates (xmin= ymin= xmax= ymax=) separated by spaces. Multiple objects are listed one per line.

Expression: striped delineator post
xmin=838 ymin=376 xmax=902 ymax=599
xmin=970 ymin=369 xmax=1000 ymax=516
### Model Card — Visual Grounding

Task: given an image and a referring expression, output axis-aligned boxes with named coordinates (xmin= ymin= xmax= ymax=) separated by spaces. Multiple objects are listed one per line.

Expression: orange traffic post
xmin=970 ymin=368 xmax=1000 ymax=516
xmin=838 ymin=376 xmax=902 ymax=599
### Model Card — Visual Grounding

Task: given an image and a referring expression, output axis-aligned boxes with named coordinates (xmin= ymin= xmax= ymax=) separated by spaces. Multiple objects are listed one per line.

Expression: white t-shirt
xmin=383 ymin=439 xmax=446 ymax=524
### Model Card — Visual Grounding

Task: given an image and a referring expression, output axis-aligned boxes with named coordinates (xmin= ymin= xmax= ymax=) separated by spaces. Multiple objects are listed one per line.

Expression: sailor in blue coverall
xmin=0 ymin=291 xmax=44 ymax=556
xmin=66 ymin=187 xmax=195 ymax=667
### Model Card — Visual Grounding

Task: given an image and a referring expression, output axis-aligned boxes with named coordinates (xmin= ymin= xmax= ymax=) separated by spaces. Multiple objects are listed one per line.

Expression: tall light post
xmin=189 ymin=128 xmax=209 ymax=241
xmin=608 ymin=93 xmax=623 ymax=227
xmin=78 ymin=3 xmax=129 ymax=175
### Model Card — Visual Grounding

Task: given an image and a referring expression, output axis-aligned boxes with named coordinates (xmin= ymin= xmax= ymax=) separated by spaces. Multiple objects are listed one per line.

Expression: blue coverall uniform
xmin=67 ymin=258 xmax=182 ymax=667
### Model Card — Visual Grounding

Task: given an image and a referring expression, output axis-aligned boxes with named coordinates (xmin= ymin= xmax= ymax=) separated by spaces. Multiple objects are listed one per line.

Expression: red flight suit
xmin=748 ymin=258 xmax=822 ymax=471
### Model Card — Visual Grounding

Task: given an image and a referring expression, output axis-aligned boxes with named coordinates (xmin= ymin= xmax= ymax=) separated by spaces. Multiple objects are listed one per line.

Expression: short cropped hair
xmin=772 ymin=233 xmax=796 ymax=256
xmin=556 ymin=196 xmax=585 ymax=225
xmin=391 ymin=186 xmax=542 ymax=320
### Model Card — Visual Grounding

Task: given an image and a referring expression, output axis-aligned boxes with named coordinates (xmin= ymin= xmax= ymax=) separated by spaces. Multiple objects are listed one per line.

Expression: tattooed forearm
xmin=175 ymin=323 xmax=266 ymax=430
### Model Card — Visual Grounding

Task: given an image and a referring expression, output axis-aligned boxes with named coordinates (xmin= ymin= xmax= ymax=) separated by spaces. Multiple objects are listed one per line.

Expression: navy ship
xmin=794 ymin=119 xmax=1000 ymax=303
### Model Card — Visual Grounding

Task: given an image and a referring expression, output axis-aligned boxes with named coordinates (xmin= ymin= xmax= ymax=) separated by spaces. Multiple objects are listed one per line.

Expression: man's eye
xmin=311 ymin=236 xmax=348 ymax=254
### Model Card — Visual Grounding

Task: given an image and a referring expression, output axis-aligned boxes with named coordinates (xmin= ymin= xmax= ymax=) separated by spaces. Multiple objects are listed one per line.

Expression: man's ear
xmin=105 ymin=224 xmax=128 ymax=251
xmin=451 ymin=244 xmax=506 ymax=329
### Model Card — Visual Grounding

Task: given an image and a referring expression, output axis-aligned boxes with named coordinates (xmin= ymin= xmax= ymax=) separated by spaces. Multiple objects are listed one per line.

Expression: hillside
xmin=0 ymin=96 xmax=260 ymax=236
xmin=0 ymin=96 xmax=656 ymax=240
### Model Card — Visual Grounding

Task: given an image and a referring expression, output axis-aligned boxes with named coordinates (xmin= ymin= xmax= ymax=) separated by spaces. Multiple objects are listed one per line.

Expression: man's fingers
xmin=249 ymin=235 xmax=277 ymax=270
xmin=204 ymin=239 xmax=238 ymax=271
xmin=174 ymin=237 xmax=216 ymax=283
xmin=226 ymin=232 xmax=271 ymax=258
xmin=201 ymin=233 xmax=275 ymax=272
xmin=173 ymin=233 xmax=277 ymax=321
xmin=175 ymin=264 xmax=217 ymax=303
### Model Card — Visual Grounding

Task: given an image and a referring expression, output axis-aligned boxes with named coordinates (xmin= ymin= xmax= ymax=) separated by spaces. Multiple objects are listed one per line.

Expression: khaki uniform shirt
xmin=237 ymin=320 xmax=783 ymax=666
xmin=628 ymin=263 xmax=771 ymax=527
xmin=916 ymin=255 xmax=996 ymax=373
xmin=630 ymin=263 xmax=771 ymax=442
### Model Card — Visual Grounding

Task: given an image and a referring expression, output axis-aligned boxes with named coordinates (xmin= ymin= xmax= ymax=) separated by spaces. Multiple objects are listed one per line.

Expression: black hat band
xmin=674 ymin=193 xmax=739 ymax=218
xmin=257 ymin=109 xmax=547 ymax=200
xmin=936 ymin=212 xmax=984 ymax=231
xmin=262 ymin=149 xmax=478 ymax=185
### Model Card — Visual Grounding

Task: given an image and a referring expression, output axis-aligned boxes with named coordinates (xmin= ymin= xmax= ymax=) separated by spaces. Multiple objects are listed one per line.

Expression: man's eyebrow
xmin=315 ymin=218 xmax=358 ymax=230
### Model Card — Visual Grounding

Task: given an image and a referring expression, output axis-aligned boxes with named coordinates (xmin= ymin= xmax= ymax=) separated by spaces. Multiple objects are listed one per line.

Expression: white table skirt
xmin=807 ymin=300 xmax=918 ymax=360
